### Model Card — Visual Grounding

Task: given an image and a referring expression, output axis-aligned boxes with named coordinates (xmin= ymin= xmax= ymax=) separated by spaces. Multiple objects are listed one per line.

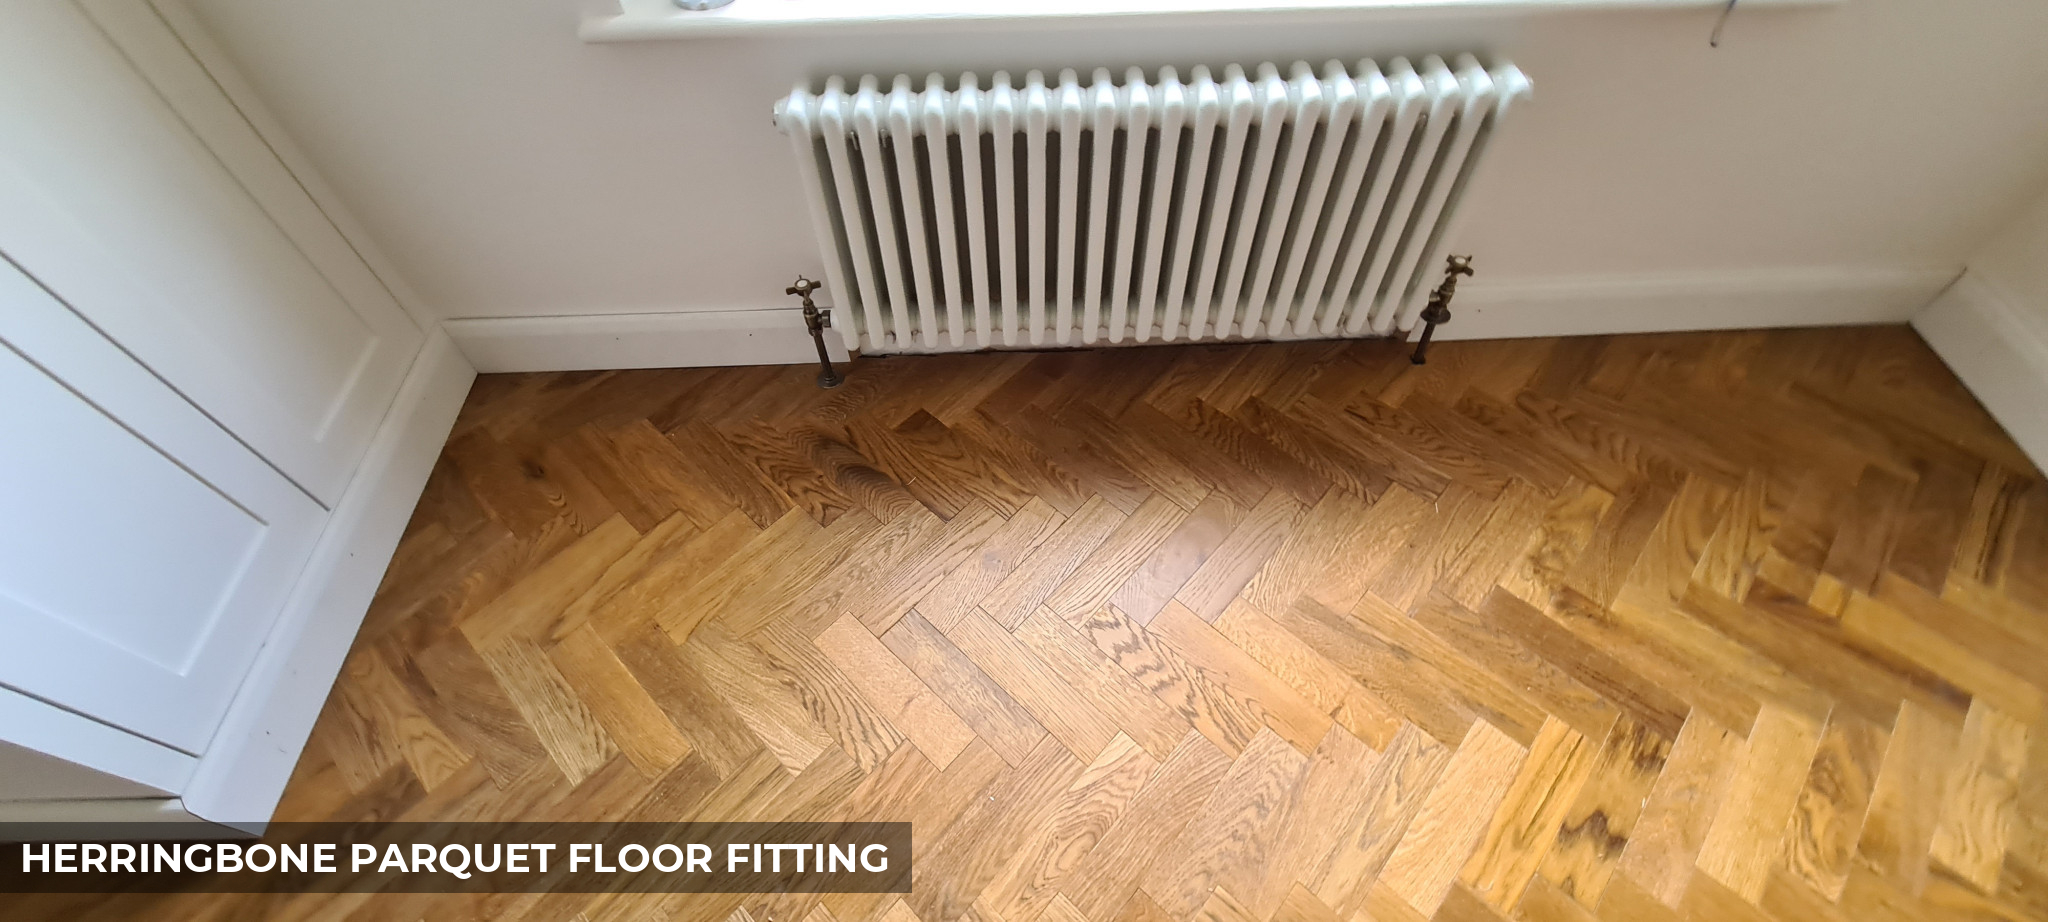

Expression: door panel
xmin=0 ymin=1 xmax=419 ymax=506
xmin=0 ymin=685 xmax=194 ymax=801
xmin=0 ymin=258 xmax=325 ymax=754
xmin=1 ymin=349 xmax=265 ymax=671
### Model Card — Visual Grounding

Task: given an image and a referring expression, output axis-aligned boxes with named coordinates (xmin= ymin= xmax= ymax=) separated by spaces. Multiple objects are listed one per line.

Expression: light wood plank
xmin=1380 ymin=718 xmax=1530 ymax=917
xmin=814 ymin=614 xmax=976 ymax=770
xmin=1696 ymin=705 xmax=1824 ymax=901
xmin=1928 ymin=699 xmax=2029 ymax=891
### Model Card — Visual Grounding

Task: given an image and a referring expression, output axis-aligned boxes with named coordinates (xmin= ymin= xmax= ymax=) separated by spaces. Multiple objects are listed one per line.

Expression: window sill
xmin=582 ymin=0 xmax=1840 ymax=42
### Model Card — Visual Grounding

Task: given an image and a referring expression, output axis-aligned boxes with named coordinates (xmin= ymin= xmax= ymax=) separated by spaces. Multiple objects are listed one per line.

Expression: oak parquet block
xmin=1458 ymin=717 xmax=1597 ymax=912
xmin=1242 ymin=725 xmax=1379 ymax=917
xmin=1929 ymin=700 xmax=2030 ymax=891
xmin=978 ymin=733 xmax=1156 ymax=922
xmin=1212 ymin=598 xmax=1405 ymax=749
xmin=318 ymin=654 xmax=406 ymax=792
xmin=1058 ymin=403 xmax=1215 ymax=511
xmin=1305 ymin=723 xmax=1453 ymax=918
xmin=1877 ymin=572 xmax=2048 ymax=693
xmin=1244 ymin=487 xmax=1422 ymax=616
xmin=1856 ymin=700 xmax=1963 ymax=897
xmin=1117 ymin=402 xmax=1274 ymax=509
xmin=942 ymin=608 xmax=1122 ymax=762
xmin=882 ymin=611 xmax=1049 ymax=767
xmin=1692 ymin=471 xmax=1780 ymax=604
xmin=1822 ymin=465 xmax=1913 ymax=595
xmin=679 ymin=622 xmax=834 ymax=772
xmin=1500 ymin=480 xmax=1616 ymax=611
xmin=1180 ymin=401 xmax=1332 ymax=506
xmin=1139 ymin=728 xmax=1310 ymax=918
xmin=1697 ymin=705 xmax=1824 ymax=901
xmin=610 ymin=624 xmax=764 ymax=776
xmin=1227 ymin=397 xmax=1397 ymax=500
xmin=1147 ymin=601 xmax=1333 ymax=753
xmin=1617 ymin=712 xmax=1743 ymax=907
xmin=751 ymin=623 xmax=911 ymax=772
xmin=1266 ymin=595 xmax=1480 ymax=746
xmin=1012 ymin=609 xmax=1192 ymax=761
xmin=552 ymin=624 xmax=693 ymax=776
xmin=1841 ymin=591 xmax=2043 ymax=723
xmin=1562 ymin=479 xmax=1677 ymax=610
xmin=459 ymin=514 xmax=641 ymax=645
xmin=1043 ymin=494 xmax=1190 ymax=621
xmin=97 ymin=329 xmax=2048 ymax=922
xmin=1353 ymin=593 xmax=1549 ymax=746
xmin=1379 ymin=718 xmax=1529 ymax=917
xmin=908 ymin=738 xmax=1086 ymax=922
xmin=949 ymin=410 xmax=1095 ymax=517
xmin=982 ymin=496 xmax=1127 ymax=628
xmin=1176 ymin=489 xmax=1304 ymax=622
xmin=1060 ymin=602 xmax=1267 ymax=756
xmin=1699 ymin=583 xmax=1970 ymax=728
xmin=1780 ymin=712 xmax=1888 ymax=901
xmin=848 ymin=410 xmax=1033 ymax=520
xmin=1109 ymin=492 xmax=1244 ymax=625
xmin=657 ymin=505 xmax=882 ymax=642
xmin=1518 ymin=874 xmax=1603 ymax=922
xmin=1889 ymin=456 xmax=1982 ymax=593
xmin=918 ymin=499 xmax=1066 ymax=629
xmin=764 ymin=505 xmax=961 ymax=637
xmin=850 ymin=503 xmax=1010 ymax=634
xmin=815 ymin=614 xmax=977 ymax=770
xmin=586 ymin=507 xmax=756 ymax=643
xmin=399 ymin=632 xmax=549 ymax=786
xmin=1366 ymin=482 xmax=1494 ymax=612
xmin=666 ymin=418 xmax=798 ymax=528
xmin=1009 ymin=405 xmax=1157 ymax=515
xmin=1411 ymin=594 xmax=1621 ymax=744
xmin=471 ymin=635 xmax=618 ymax=785
xmin=1538 ymin=715 xmax=1671 ymax=909
xmin=1270 ymin=886 xmax=1342 ymax=922
xmin=1060 ymin=732 xmax=1232 ymax=920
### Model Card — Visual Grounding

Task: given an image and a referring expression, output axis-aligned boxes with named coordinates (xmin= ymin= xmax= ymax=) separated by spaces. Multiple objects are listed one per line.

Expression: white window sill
xmin=582 ymin=0 xmax=1839 ymax=42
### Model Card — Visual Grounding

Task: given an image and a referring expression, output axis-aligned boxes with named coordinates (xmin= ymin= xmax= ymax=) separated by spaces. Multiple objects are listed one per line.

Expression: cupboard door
xmin=0 ymin=257 xmax=325 ymax=754
xmin=0 ymin=0 xmax=419 ymax=507
xmin=0 ymin=686 xmax=195 ymax=801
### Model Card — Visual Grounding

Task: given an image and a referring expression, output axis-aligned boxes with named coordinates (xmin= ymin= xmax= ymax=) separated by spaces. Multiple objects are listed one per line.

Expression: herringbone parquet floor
xmin=38 ymin=327 xmax=2048 ymax=921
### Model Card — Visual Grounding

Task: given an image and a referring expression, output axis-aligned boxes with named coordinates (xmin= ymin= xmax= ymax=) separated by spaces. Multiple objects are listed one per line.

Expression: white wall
xmin=1968 ymin=185 xmax=2048 ymax=324
xmin=184 ymin=0 xmax=2048 ymax=325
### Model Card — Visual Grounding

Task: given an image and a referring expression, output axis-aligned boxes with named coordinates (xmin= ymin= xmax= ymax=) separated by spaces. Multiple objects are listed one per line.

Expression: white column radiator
xmin=774 ymin=55 xmax=1529 ymax=355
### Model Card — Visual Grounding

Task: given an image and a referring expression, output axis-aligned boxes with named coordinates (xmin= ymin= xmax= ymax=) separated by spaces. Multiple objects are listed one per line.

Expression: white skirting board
xmin=442 ymin=268 xmax=1956 ymax=370
xmin=1912 ymin=273 xmax=2048 ymax=473
xmin=175 ymin=329 xmax=476 ymax=831
xmin=445 ymin=308 xmax=852 ymax=373
xmin=1432 ymin=266 xmax=1959 ymax=341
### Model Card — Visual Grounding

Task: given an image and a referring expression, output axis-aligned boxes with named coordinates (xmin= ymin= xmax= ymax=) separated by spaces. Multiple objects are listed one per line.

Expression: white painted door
xmin=0 ymin=257 xmax=326 ymax=755
xmin=0 ymin=1 xmax=420 ymax=507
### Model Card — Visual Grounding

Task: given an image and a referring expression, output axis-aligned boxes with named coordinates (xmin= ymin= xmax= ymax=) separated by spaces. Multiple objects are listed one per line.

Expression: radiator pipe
xmin=1410 ymin=254 xmax=1474 ymax=366
xmin=788 ymin=276 xmax=845 ymax=389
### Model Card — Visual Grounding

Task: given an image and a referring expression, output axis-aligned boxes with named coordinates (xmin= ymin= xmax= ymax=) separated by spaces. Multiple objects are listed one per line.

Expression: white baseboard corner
xmin=1912 ymin=272 xmax=2048 ymax=473
xmin=0 ymin=796 xmax=217 ymax=828
xmin=177 ymin=329 xmax=476 ymax=832
xmin=444 ymin=308 xmax=852 ymax=373
xmin=1436 ymin=266 xmax=1959 ymax=341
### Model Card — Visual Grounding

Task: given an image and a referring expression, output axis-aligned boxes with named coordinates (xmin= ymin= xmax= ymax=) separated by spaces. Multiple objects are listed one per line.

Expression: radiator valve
xmin=788 ymin=276 xmax=845 ymax=389
xmin=1410 ymin=255 xmax=1473 ymax=366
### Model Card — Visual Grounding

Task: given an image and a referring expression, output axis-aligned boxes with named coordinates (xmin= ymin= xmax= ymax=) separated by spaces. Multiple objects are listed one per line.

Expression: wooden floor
xmin=38 ymin=328 xmax=2048 ymax=921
